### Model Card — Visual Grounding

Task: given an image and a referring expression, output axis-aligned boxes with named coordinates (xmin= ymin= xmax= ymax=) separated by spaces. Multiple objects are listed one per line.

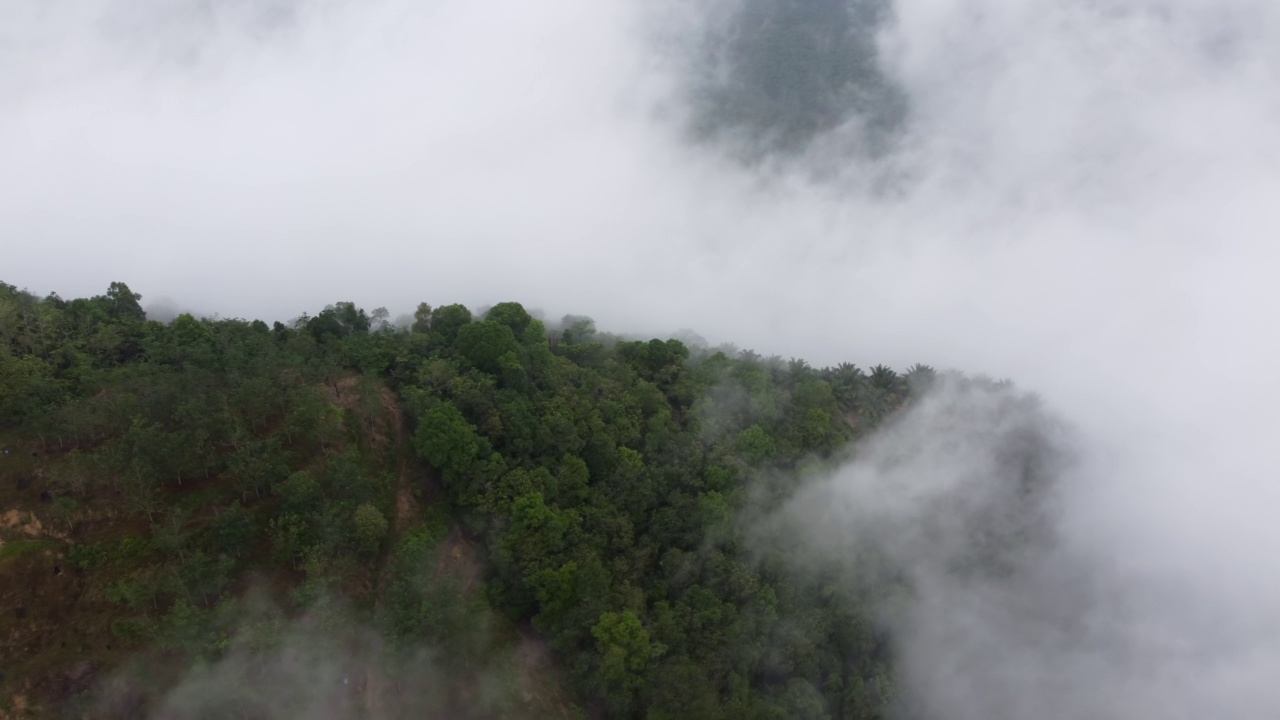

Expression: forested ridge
xmin=0 ymin=281 xmax=1004 ymax=719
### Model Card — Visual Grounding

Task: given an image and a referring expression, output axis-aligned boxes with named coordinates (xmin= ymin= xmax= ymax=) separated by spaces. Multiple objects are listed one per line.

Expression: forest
xmin=0 ymin=280 xmax=1036 ymax=719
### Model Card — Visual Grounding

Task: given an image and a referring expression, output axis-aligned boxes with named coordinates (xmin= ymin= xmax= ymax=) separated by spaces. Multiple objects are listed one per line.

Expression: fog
xmin=4 ymin=0 xmax=1280 ymax=717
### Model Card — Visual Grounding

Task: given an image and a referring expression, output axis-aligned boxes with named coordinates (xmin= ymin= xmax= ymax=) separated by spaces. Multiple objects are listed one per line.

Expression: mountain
xmin=0 ymin=281 xmax=1034 ymax=719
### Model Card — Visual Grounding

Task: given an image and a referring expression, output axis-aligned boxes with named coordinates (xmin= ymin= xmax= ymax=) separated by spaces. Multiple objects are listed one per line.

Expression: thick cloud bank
xmin=3 ymin=0 xmax=1280 ymax=717
xmin=779 ymin=376 xmax=1280 ymax=719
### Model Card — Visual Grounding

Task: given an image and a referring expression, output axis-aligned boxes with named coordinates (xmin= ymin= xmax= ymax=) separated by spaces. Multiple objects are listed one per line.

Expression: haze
xmin=3 ymin=0 xmax=1279 ymax=717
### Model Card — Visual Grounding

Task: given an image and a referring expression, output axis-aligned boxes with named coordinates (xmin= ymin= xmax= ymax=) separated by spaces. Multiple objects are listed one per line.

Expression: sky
xmin=3 ymin=0 xmax=1280 ymax=717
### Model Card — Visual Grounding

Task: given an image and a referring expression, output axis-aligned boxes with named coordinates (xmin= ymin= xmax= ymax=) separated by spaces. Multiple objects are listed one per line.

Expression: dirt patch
xmin=1 ymin=694 xmax=31 ymax=720
xmin=435 ymin=528 xmax=482 ymax=597
xmin=514 ymin=627 xmax=576 ymax=719
xmin=394 ymin=465 xmax=415 ymax=528
xmin=324 ymin=375 xmax=362 ymax=406
xmin=325 ymin=375 xmax=403 ymax=451
xmin=0 ymin=510 xmax=43 ymax=538
xmin=515 ymin=630 xmax=551 ymax=703
xmin=379 ymin=387 xmax=403 ymax=430
xmin=362 ymin=381 xmax=423 ymax=717
xmin=0 ymin=508 xmax=72 ymax=550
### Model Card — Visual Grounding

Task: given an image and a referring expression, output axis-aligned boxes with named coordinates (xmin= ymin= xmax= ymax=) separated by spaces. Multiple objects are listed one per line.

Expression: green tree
xmin=429 ymin=304 xmax=472 ymax=345
xmin=105 ymin=281 xmax=145 ymax=322
xmin=414 ymin=397 xmax=488 ymax=504
xmin=269 ymin=512 xmax=310 ymax=569
xmin=593 ymin=610 xmax=662 ymax=700
xmin=485 ymin=302 xmax=533 ymax=341
xmin=230 ymin=440 xmax=287 ymax=500
xmin=52 ymin=495 xmax=78 ymax=533
xmin=415 ymin=402 xmax=485 ymax=485
xmin=152 ymin=510 xmax=192 ymax=561
xmin=411 ymin=302 xmax=433 ymax=333
xmin=736 ymin=424 xmax=776 ymax=464
xmin=210 ymin=504 xmax=257 ymax=558
xmin=0 ymin=355 xmax=59 ymax=425
xmin=353 ymin=503 xmax=389 ymax=557
xmin=455 ymin=321 xmax=520 ymax=375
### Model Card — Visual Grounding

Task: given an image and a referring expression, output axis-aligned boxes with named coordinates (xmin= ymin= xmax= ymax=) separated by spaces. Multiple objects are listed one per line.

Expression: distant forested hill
xmin=1 ymin=280 xmax=958 ymax=719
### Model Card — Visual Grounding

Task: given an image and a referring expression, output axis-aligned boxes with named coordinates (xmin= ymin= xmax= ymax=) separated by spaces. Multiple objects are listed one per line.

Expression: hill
xmin=1 ymin=280 xmax=955 ymax=719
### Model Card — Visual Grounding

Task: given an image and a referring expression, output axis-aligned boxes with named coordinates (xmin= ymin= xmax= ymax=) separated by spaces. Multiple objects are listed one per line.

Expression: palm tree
xmin=830 ymin=363 xmax=865 ymax=412
xmin=905 ymin=363 xmax=937 ymax=396
xmin=834 ymin=362 xmax=864 ymax=383
xmin=869 ymin=365 xmax=904 ymax=394
xmin=764 ymin=355 xmax=787 ymax=386
xmin=787 ymin=357 xmax=814 ymax=384
xmin=857 ymin=385 xmax=898 ymax=428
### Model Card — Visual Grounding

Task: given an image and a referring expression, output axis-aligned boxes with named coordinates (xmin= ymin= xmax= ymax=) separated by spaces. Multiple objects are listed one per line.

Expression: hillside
xmin=1 ymin=281 xmax=962 ymax=719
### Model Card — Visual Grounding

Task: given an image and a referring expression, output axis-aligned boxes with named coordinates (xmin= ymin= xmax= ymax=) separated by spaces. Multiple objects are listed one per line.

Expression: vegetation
xmin=0 ymin=280 xmax=965 ymax=718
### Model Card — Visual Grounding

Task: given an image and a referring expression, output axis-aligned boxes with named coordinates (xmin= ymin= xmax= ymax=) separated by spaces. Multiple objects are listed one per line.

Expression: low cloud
xmin=770 ymin=375 xmax=1280 ymax=719
xmin=5 ymin=1 xmax=1280 ymax=717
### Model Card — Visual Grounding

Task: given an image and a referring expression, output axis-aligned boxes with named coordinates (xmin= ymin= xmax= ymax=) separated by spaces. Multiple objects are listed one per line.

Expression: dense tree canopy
xmin=0 ymin=280 xmax=1043 ymax=720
